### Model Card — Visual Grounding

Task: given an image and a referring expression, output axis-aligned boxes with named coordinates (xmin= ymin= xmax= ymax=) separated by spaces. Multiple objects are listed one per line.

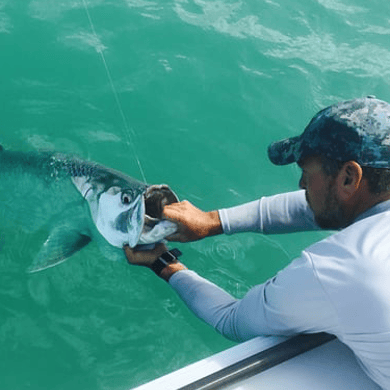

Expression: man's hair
xmin=320 ymin=155 xmax=390 ymax=195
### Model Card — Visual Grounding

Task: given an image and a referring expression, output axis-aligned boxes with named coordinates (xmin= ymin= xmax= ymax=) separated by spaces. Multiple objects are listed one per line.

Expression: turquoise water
xmin=1 ymin=1 xmax=390 ymax=389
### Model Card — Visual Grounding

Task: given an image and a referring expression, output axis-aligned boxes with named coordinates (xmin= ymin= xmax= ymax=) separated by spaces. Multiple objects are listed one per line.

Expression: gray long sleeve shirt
xmin=169 ymin=190 xmax=390 ymax=390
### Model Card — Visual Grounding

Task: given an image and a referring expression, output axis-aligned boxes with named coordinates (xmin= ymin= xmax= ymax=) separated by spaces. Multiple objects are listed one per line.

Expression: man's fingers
xmin=152 ymin=243 xmax=168 ymax=256
xmin=163 ymin=200 xmax=191 ymax=220
xmin=164 ymin=233 xmax=184 ymax=242
xmin=123 ymin=244 xmax=134 ymax=260
xmin=162 ymin=207 xmax=181 ymax=221
xmin=123 ymin=243 xmax=168 ymax=266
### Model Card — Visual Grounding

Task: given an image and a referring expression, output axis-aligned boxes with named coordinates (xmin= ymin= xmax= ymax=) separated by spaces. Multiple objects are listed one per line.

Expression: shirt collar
xmin=353 ymin=199 xmax=390 ymax=224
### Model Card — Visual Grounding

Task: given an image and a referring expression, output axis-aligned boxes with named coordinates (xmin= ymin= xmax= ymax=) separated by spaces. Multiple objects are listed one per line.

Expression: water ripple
xmin=317 ymin=0 xmax=366 ymax=14
xmin=174 ymin=1 xmax=390 ymax=79
xmin=175 ymin=0 xmax=244 ymax=37
xmin=60 ymin=30 xmax=108 ymax=53
xmin=0 ymin=11 xmax=11 ymax=33
xmin=267 ymin=38 xmax=390 ymax=78
xmin=125 ymin=0 xmax=160 ymax=10
xmin=191 ymin=234 xmax=290 ymax=269
xmin=28 ymin=0 xmax=105 ymax=21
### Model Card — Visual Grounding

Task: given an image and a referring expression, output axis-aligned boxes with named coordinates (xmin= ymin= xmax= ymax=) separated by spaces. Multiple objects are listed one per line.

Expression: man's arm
xmin=162 ymin=190 xmax=318 ymax=243
xmin=168 ymin=252 xmax=337 ymax=341
xmin=124 ymin=245 xmax=336 ymax=341
xmin=219 ymin=190 xmax=318 ymax=235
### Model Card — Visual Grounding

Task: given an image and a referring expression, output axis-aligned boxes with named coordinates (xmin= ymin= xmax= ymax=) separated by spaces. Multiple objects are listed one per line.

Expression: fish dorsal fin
xmin=28 ymin=226 xmax=91 ymax=273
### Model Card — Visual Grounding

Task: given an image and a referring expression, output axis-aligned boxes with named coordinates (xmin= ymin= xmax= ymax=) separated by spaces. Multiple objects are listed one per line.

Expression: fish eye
xmin=121 ymin=193 xmax=132 ymax=205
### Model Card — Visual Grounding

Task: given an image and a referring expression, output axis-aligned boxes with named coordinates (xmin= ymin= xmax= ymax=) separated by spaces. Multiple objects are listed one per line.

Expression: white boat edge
xmin=131 ymin=334 xmax=382 ymax=390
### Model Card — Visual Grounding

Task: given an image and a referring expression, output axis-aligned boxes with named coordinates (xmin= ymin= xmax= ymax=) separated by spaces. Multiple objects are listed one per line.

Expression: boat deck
xmin=132 ymin=334 xmax=381 ymax=390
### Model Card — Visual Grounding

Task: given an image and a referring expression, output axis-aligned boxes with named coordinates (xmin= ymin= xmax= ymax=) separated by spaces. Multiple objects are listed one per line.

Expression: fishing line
xmin=81 ymin=0 xmax=147 ymax=183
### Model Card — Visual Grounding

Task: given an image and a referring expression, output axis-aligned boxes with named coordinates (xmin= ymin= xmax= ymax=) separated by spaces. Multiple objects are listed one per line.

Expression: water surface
xmin=1 ymin=1 xmax=390 ymax=389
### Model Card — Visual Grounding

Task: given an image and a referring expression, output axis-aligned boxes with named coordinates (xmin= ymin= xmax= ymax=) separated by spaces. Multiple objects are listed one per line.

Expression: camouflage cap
xmin=268 ymin=96 xmax=390 ymax=168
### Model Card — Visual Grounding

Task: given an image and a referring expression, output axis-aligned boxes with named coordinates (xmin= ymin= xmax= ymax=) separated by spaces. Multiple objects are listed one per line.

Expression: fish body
xmin=0 ymin=147 xmax=178 ymax=272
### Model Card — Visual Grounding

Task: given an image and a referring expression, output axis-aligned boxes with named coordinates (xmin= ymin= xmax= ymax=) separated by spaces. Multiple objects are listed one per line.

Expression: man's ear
xmin=335 ymin=161 xmax=363 ymax=201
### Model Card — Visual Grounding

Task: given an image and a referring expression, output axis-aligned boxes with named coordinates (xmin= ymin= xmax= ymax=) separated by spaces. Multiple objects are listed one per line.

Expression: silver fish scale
xmin=49 ymin=154 xmax=99 ymax=179
xmin=49 ymin=154 xmax=148 ymax=196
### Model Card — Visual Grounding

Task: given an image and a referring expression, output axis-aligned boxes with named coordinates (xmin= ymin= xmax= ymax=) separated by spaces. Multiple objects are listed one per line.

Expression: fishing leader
xmin=124 ymin=96 xmax=390 ymax=390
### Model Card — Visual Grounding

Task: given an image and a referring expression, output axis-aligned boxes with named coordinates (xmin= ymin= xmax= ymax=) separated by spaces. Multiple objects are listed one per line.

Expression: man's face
xmin=299 ymin=156 xmax=347 ymax=229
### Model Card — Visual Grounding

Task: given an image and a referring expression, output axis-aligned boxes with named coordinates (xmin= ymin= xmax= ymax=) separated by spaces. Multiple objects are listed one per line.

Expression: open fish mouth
xmin=137 ymin=184 xmax=179 ymax=246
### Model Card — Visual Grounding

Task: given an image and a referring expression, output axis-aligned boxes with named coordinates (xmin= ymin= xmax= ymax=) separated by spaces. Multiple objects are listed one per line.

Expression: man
xmin=124 ymin=96 xmax=390 ymax=390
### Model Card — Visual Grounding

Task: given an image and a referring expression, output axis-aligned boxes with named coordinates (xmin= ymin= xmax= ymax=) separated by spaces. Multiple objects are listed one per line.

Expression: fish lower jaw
xmin=137 ymin=220 xmax=177 ymax=245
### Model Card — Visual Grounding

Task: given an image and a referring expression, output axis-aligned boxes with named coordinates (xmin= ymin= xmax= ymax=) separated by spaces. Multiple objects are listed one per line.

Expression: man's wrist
xmin=149 ymin=248 xmax=186 ymax=281
xmin=159 ymin=262 xmax=187 ymax=282
xmin=207 ymin=210 xmax=223 ymax=237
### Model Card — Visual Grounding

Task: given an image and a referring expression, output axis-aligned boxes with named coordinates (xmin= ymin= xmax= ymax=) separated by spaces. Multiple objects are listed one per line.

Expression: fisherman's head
xmin=268 ymin=96 xmax=390 ymax=228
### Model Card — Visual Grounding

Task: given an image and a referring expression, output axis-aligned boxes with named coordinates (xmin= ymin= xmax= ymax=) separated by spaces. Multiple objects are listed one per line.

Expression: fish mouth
xmin=144 ymin=184 xmax=178 ymax=220
xmin=137 ymin=184 xmax=179 ymax=246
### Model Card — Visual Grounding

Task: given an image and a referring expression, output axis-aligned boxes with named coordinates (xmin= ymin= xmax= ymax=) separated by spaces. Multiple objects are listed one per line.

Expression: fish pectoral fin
xmin=28 ymin=228 xmax=92 ymax=273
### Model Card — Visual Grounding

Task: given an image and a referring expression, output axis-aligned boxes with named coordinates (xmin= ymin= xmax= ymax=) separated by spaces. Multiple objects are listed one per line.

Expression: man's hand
xmin=123 ymin=243 xmax=168 ymax=268
xmin=162 ymin=200 xmax=223 ymax=242
xmin=123 ymin=243 xmax=187 ymax=281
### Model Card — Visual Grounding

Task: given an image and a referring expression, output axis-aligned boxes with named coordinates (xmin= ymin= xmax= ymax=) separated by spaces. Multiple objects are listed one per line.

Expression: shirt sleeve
xmin=218 ymin=190 xmax=319 ymax=235
xmin=169 ymin=252 xmax=338 ymax=342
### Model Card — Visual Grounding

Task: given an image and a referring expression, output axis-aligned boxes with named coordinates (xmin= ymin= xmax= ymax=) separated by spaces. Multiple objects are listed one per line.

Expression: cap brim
xmin=267 ymin=136 xmax=302 ymax=165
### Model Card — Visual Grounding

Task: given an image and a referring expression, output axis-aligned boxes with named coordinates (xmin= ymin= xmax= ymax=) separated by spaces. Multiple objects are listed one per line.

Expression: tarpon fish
xmin=0 ymin=145 xmax=178 ymax=272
